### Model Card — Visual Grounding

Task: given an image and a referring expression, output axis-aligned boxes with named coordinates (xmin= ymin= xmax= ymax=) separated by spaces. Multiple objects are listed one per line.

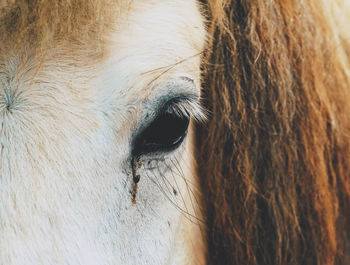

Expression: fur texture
xmin=0 ymin=1 xmax=205 ymax=264
xmin=2 ymin=0 xmax=350 ymax=265
xmin=197 ymin=0 xmax=350 ymax=264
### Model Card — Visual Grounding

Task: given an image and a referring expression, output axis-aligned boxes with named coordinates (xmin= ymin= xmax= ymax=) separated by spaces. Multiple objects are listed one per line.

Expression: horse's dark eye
xmin=132 ymin=105 xmax=190 ymax=157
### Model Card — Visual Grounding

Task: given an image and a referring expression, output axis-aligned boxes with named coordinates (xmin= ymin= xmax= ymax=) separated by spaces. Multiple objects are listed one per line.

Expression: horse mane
xmin=197 ymin=0 xmax=350 ymax=264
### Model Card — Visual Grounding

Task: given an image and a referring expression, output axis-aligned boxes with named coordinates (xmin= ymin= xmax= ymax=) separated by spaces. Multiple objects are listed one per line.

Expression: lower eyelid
xmin=135 ymin=138 xmax=187 ymax=170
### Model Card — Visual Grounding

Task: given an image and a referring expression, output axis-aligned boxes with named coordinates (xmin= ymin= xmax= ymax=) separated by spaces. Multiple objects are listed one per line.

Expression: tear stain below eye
xmin=131 ymin=159 xmax=142 ymax=204
xmin=131 ymin=182 xmax=138 ymax=205
xmin=131 ymin=174 xmax=140 ymax=204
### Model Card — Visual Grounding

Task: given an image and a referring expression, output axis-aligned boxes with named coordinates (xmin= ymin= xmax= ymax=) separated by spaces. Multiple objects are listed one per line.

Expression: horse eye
xmin=132 ymin=105 xmax=190 ymax=157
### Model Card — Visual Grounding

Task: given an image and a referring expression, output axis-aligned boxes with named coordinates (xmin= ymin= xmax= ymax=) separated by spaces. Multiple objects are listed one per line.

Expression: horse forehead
xmin=99 ymin=0 xmax=205 ymax=101
xmin=96 ymin=0 xmax=205 ymax=88
xmin=0 ymin=0 xmax=204 ymax=108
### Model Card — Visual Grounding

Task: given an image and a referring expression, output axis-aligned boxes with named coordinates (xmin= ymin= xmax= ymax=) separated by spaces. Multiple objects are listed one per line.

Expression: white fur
xmin=0 ymin=1 xmax=206 ymax=264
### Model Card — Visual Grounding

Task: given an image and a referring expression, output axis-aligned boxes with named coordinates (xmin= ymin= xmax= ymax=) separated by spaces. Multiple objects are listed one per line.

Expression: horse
xmin=1 ymin=0 xmax=350 ymax=264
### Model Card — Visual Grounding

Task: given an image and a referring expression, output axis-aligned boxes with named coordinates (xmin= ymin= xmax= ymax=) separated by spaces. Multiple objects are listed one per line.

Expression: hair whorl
xmin=197 ymin=0 xmax=350 ymax=264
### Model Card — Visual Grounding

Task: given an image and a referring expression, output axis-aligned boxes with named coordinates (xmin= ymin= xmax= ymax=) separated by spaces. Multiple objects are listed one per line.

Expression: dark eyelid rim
xmin=131 ymin=93 xmax=197 ymax=158
xmin=135 ymin=91 xmax=199 ymax=134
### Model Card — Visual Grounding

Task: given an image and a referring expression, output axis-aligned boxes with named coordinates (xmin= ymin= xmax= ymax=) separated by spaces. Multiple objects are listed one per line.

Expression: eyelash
xmin=131 ymin=96 xmax=206 ymax=159
xmin=129 ymin=96 xmax=206 ymax=204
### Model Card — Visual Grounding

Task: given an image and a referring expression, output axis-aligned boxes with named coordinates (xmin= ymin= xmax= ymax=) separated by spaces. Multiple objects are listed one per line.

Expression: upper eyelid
xmin=138 ymin=95 xmax=193 ymax=128
xmin=164 ymin=96 xmax=206 ymax=122
xmin=131 ymin=94 xmax=203 ymax=152
xmin=144 ymin=93 xmax=205 ymax=130
xmin=142 ymin=76 xmax=204 ymax=120
xmin=130 ymin=77 xmax=206 ymax=142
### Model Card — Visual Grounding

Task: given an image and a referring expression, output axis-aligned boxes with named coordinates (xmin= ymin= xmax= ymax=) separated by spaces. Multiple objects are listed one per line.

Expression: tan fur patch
xmin=0 ymin=0 xmax=128 ymax=61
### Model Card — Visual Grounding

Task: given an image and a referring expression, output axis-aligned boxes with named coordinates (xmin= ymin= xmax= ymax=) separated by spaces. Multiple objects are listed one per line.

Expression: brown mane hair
xmin=197 ymin=0 xmax=350 ymax=264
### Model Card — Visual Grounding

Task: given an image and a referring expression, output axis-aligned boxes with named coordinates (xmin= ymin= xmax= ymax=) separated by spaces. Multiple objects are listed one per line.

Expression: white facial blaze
xmin=0 ymin=1 xmax=206 ymax=265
